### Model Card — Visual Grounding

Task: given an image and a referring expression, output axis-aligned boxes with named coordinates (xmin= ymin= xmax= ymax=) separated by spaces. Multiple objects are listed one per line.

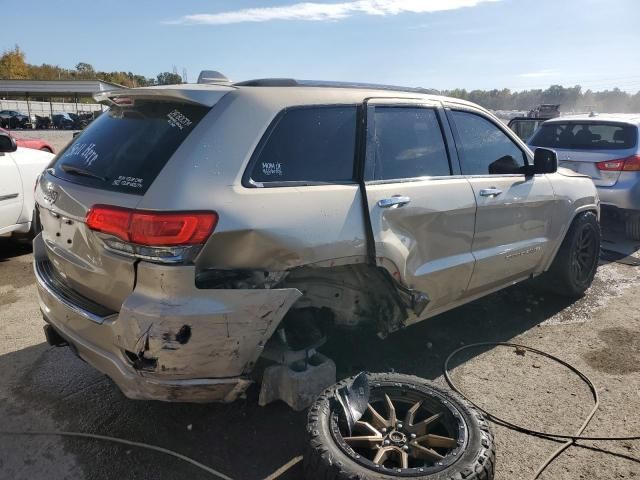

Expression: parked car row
xmin=0 ymin=109 xmax=32 ymax=129
xmin=49 ymin=111 xmax=100 ymax=130
xmin=0 ymin=109 xmax=101 ymax=130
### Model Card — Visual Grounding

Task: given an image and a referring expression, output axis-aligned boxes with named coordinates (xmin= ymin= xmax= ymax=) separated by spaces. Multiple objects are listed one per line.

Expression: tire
xmin=305 ymin=373 xmax=495 ymax=480
xmin=624 ymin=213 xmax=640 ymax=240
xmin=40 ymin=147 xmax=52 ymax=153
xmin=30 ymin=207 xmax=42 ymax=238
xmin=546 ymin=211 xmax=600 ymax=297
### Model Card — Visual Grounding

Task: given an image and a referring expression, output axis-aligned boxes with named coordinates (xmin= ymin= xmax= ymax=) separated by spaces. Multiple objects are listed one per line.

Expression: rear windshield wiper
xmin=60 ymin=165 xmax=108 ymax=182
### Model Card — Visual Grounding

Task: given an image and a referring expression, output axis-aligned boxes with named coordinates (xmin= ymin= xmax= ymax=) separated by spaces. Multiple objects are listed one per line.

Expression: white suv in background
xmin=0 ymin=130 xmax=51 ymax=237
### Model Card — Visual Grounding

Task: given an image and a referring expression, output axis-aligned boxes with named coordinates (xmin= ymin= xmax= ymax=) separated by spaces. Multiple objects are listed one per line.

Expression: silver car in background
xmin=528 ymin=114 xmax=640 ymax=238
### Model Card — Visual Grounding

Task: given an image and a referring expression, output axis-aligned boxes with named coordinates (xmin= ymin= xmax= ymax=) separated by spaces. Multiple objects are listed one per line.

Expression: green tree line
xmin=0 ymin=45 xmax=182 ymax=87
xmin=437 ymin=85 xmax=640 ymax=114
xmin=2 ymin=45 xmax=640 ymax=112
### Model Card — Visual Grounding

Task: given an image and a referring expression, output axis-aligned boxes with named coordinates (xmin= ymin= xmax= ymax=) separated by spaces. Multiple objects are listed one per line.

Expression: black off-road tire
xmin=30 ymin=207 xmax=42 ymax=238
xmin=546 ymin=211 xmax=600 ymax=297
xmin=624 ymin=213 xmax=640 ymax=240
xmin=304 ymin=373 xmax=495 ymax=480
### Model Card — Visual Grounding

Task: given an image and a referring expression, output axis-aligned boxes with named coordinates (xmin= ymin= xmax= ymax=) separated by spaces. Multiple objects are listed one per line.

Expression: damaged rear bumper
xmin=33 ymin=234 xmax=301 ymax=403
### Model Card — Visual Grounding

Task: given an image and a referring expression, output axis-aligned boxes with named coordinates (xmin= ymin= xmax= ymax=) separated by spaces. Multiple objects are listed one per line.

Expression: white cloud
xmin=167 ymin=0 xmax=502 ymax=25
xmin=518 ymin=70 xmax=557 ymax=78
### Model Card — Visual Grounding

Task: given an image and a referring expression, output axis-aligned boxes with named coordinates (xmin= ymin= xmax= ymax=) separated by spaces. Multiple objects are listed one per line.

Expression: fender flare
xmin=542 ymin=204 xmax=599 ymax=272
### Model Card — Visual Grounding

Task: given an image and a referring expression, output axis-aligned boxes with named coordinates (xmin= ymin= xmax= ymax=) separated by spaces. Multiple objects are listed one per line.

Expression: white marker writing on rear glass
xmin=112 ymin=176 xmax=144 ymax=189
xmin=262 ymin=162 xmax=283 ymax=176
xmin=167 ymin=110 xmax=193 ymax=130
xmin=65 ymin=142 xmax=99 ymax=167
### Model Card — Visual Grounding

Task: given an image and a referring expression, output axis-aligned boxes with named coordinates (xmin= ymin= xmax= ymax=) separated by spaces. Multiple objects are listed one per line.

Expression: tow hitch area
xmin=258 ymin=332 xmax=336 ymax=411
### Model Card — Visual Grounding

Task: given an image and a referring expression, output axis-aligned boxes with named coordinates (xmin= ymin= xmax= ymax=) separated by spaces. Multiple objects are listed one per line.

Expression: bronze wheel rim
xmin=330 ymin=383 xmax=468 ymax=476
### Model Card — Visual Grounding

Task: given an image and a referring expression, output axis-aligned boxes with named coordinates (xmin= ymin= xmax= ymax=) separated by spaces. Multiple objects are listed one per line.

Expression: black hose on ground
xmin=0 ymin=430 xmax=234 ymax=480
xmin=1 ymin=342 xmax=638 ymax=480
xmin=443 ymin=342 xmax=640 ymax=479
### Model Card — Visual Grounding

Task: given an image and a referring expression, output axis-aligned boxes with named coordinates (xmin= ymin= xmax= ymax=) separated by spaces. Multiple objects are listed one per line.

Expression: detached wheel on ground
xmin=305 ymin=373 xmax=495 ymax=480
xmin=545 ymin=211 xmax=600 ymax=297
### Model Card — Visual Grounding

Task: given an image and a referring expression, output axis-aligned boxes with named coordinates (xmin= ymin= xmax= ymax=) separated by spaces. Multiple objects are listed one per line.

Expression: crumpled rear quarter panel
xmin=117 ymin=262 xmax=302 ymax=379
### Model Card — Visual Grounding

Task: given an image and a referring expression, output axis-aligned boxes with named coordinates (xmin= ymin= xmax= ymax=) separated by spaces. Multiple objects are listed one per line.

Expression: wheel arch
xmin=542 ymin=204 xmax=599 ymax=273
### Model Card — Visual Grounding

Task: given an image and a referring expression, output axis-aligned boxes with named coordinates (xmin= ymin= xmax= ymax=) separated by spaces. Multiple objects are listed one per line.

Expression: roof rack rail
xmin=234 ymin=78 xmax=299 ymax=87
xmin=233 ymin=78 xmax=438 ymax=94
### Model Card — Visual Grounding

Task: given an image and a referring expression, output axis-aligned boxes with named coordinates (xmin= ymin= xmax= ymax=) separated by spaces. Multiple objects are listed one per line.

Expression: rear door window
xmin=450 ymin=110 xmax=526 ymax=175
xmin=372 ymin=107 xmax=451 ymax=180
xmin=52 ymin=100 xmax=210 ymax=194
xmin=530 ymin=122 xmax=638 ymax=150
xmin=247 ymin=106 xmax=357 ymax=186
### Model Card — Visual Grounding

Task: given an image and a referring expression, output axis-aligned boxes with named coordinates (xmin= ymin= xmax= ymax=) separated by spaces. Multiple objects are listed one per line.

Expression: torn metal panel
xmin=117 ymin=262 xmax=302 ymax=380
xmin=283 ymin=264 xmax=406 ymax=334
xmin=193 ymin=185 xmax=368 ymax=271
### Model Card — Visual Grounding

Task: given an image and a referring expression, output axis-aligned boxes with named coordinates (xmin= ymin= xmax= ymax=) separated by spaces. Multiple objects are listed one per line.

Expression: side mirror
xmin=0 ymin=132 xmax=17 ymax=153
xmin=533 ymin=147 xmax=557 ymax=174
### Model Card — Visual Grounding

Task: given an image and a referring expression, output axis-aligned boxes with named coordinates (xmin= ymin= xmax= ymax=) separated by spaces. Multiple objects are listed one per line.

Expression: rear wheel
xmin=624 ymin=213 xmax=640 ymax=240
xmin=30 ymin=207 xmax=42 ymax=238
xmin=546 ymin=211 xmax=600 ymax=297
xmin=305 ymin=373 xmax=494 ymax=480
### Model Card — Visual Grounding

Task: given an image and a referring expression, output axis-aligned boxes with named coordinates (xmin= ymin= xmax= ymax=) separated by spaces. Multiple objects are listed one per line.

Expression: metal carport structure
xmin=0 ymin=79 xmax=125 ymax=120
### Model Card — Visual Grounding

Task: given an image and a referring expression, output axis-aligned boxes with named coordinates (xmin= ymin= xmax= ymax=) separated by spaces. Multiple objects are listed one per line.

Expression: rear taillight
xmin=622 ymin=155 xmax=640 ymax=171
xmin=129 ymin=211 xmax=216 ymax=246
xmin=86 ymin=206 xmax=131 ymax=241
xmin=86 ymin=205 xmax=217 ymax=247
xmin=596 ymin=155 xmax=640 ymax=172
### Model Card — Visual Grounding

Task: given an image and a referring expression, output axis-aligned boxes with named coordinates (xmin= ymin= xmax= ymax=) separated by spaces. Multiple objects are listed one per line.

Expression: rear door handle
xmin=377 ymin=196 xmax=411 ymax=208
xmin=479 ymin=188 xmax=502 ymax=197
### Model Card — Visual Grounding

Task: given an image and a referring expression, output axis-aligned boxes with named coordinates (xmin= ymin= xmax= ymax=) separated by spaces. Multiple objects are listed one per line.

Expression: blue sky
xmin=5 ymin=0 xmax=640 ymax=91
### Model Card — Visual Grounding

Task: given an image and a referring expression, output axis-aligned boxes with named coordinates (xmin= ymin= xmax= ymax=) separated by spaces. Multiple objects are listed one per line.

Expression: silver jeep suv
xmin=34 ymin=78 xmax=600 ymax=405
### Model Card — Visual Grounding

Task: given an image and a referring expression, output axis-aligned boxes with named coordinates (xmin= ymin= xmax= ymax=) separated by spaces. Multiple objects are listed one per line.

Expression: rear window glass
xmin=530 ymin=122 xmax=638 ymax=150
xmin=248 ymin=106 xmax=357 ymax=185
xmin=52 ymin=100 xmax=210 ymax=194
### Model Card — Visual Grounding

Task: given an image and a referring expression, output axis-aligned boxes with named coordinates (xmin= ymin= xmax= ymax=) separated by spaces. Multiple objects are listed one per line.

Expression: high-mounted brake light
xmin=111 ymin=96 xmax=135 ymax=107
xmin=596 ymin=155 xmax=640 ymax=172
xmin=86 ymin=205 xmax=217 ymax=247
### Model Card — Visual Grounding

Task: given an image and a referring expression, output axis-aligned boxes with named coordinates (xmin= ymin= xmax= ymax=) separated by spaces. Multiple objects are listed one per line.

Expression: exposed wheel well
xmin=281 ymin=263 xmax=407 ymax=336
